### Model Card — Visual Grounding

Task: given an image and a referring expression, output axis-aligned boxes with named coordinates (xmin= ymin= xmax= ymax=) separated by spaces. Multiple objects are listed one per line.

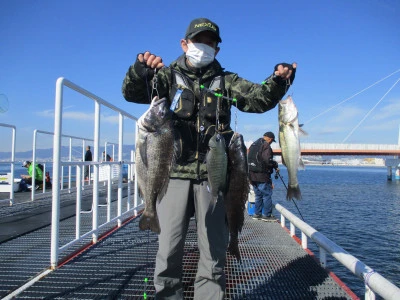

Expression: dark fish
xmin=136 ymin=97 xmax=175 ymax=233
xmin=206 ymin=132 xmax=228 ymax=204
xmin=278 ymin=96 xmax=307 ymax=200
xmin=225 ymin=132 xmax=250 ymax=262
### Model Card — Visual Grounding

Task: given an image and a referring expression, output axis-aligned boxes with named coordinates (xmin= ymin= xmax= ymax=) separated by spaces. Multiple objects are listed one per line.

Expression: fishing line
xmin=0 ymin=94 xmax=9 ymax=113
xmin=304 ymin=68 xmax=400 ymax=125
xmin=200 ymin=85 xmax=238 ymax=133
xmin=274 ymin=170 xmax=305 ymax=221
xmin=234 ymin=96 xmax=238 ymax=133
xmin=216 ymin=94 xmax=220 ymax=132
xmin=143 ymin=68 xmax=159 ymax=299
xmin=143 ymin=229 xmax=150 ymax=299
xmin=342 ymin=77 xmax=400 ymax=143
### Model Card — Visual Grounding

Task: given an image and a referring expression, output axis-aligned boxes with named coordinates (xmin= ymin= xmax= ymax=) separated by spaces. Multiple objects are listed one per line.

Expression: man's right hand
xmin=138 ymin=51 xmax=164 ymax=69
xmin=134 ymin=51 xmax=164 ymax=81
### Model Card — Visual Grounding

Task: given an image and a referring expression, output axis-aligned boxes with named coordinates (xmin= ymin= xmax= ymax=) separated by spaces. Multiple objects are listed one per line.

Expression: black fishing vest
xmin=169 ymin=69 xmax=233 ymax=163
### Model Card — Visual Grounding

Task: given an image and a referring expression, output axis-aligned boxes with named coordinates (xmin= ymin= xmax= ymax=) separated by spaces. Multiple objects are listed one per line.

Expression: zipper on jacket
xmin=195 ymin=77 xmax=204 ymax=180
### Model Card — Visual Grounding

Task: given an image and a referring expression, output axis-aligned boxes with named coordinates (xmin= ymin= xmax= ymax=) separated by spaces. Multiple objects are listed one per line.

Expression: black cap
xmin=185 ymin=18 xmax=222 ymax=43
xmin=22 ymin=160 xmax=31 ymax=167
xmin=263 ymin=131 xmax=276 ymax=142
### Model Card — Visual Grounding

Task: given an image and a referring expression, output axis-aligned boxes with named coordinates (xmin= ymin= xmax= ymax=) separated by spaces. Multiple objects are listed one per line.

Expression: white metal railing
xmin=0 ymin=123 xmax=16 ymax=205
xmin=275 ymin=203 xmax=400 ymax=300
xmin=104 ymin=141 xmax=117 ymax=162
xmin=51 ymin=77 xmax=141 ymax=268
xmin=30 ymin=129 xmax=95 ymax=201
xmin=271 ymin=143 xmax=400 ymax=151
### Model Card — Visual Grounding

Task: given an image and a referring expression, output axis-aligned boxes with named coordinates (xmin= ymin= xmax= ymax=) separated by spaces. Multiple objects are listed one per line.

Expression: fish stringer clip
xmin=151 ymin=68 xmax=160 ymax=100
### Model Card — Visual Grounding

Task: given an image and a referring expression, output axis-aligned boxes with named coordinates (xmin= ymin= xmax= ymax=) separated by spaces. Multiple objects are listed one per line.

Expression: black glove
xmin=133 ymin=56 xmax=155 ymax=81
xmin=272 ymin=160 xmax=279 ymax=170
xmin=273 ymin=63 xmax=296 ymax=84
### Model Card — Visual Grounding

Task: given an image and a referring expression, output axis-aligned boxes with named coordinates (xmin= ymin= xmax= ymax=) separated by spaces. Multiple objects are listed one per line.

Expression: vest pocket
xmin=171 ymin=86 xmax=195 ymax=119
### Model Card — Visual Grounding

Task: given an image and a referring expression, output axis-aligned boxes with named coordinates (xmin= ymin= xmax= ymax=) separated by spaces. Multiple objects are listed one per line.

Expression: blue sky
xmin=0 ymin=0 xmax=399 ymax=152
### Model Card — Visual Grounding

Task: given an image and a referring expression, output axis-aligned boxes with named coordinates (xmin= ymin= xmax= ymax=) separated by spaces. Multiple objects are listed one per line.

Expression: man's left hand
xmin=274 ymin=63 xmax=297 ymax=81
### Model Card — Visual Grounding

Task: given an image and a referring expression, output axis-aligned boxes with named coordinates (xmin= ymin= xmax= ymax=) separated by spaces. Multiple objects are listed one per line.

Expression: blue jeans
xmin=251 ymin=182 xmax=273 ymax=217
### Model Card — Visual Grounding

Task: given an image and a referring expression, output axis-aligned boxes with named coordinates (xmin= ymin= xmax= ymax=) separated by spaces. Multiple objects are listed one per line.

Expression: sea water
xmin=271 ymin=165 xmax=400 ymax=297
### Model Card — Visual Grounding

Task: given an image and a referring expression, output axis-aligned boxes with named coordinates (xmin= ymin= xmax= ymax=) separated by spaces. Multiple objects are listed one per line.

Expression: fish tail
xmin=139 ymin=211 xmax=161 ymax=234
xmin=287 ymin=186 xmax=302 ymax=201
xmin=228 ymin=240 xmax=241 ymax=262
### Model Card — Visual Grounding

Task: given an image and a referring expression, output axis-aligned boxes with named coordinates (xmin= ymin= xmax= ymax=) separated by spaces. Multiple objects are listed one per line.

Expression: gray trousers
xmin=154 ymin=179 xmax=229 ymax=300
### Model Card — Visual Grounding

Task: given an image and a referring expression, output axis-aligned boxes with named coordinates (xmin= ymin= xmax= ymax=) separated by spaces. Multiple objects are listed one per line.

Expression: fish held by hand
xmin=278 ymin=95 xmax=307 ymax=200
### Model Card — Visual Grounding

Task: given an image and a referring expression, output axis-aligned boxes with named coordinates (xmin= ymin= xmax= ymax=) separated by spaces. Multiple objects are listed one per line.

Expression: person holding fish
xmin=248 ymin=131 xmax=280 ymax=221
xmin=122 ymin=17 xmax=296 ymax=300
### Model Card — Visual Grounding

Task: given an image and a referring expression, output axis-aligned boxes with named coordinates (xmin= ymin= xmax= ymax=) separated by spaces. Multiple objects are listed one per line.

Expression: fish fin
xmin=298 ymin=157 xmax=305 ymax=170
xmin=299 ymin=126 xmax=308 ymax=136
xmin=137 ymin=188 xmax=145 ymax=200
xmin=139 ymin=137 xmax=148 ymax=168
xmin=139 ymin=211 xmax=161 ymax=234
xmin=228 ymin=240 xmax=241 ymax=262
xmin=209 ymin=190 xmax=221 ymax=213
xmin=287 ymin=185 xmax=302 ymax=201
xmin=211 ymin=195 xmax=219 ymax=212
xmin=157 ymin=178 xmax=170 ymax=202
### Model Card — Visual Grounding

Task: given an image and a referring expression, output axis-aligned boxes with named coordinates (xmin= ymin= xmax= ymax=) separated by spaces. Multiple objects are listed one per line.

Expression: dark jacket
xmin=85 ymin=150 xmax=92 ymax=162
xmin=122 ymin=54 xmax=288 ymax=179
xmin=249 ymin=140 xmax=276 ymax=184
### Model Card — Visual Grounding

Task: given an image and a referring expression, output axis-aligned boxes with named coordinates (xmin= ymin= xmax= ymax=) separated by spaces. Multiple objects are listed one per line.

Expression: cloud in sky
xmin=372 ymin=98 xmax=400 ymax=121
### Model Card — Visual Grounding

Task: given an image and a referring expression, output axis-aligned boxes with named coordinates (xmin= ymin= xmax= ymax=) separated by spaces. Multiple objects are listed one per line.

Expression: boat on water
xmin=0 ymin=78 xmax=399 ymax=299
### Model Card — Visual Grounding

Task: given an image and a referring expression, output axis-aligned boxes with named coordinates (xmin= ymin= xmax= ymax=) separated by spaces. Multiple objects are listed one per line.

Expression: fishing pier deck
xmin=0 ymin=190 xmax=355 ymax=300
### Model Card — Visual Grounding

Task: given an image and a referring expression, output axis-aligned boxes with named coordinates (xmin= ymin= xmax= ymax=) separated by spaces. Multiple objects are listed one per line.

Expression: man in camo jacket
xmin=122 ymin=17 xmax=296 ymax=300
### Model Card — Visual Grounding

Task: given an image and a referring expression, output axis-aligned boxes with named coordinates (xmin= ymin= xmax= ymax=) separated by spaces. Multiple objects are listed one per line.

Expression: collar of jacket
xmin=171 ymin=54 xmax=224 ymax=81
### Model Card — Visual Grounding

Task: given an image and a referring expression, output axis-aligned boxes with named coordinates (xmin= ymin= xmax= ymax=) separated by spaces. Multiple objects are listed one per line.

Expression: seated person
xmin=44 ymin=171 xmax=52 ymax=189
xmin=19 ymin=161 xmax=43 ymax=191
xmin=102 ymin=151 xmax=113 ymax=162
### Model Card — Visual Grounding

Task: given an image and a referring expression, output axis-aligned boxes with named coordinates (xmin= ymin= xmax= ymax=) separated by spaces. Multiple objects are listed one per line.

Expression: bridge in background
xmin=271 ymin=143 xmax=400 ymax=156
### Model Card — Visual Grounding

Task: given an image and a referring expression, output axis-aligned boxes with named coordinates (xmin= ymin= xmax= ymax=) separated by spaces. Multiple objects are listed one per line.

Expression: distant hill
xmin=0 ymin=145 xmax=136 ymax=162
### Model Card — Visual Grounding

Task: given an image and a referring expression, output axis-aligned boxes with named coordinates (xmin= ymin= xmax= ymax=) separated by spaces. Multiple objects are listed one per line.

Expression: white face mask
xmin=186 ymin=43 xmax=215 ymax=68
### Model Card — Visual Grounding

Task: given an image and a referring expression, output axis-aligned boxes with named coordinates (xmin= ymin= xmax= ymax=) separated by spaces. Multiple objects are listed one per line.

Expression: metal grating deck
xmin=0 ymin=185 xmax=134 ymax=299
xmin=10 ymin=214 xmax=354 ymax=299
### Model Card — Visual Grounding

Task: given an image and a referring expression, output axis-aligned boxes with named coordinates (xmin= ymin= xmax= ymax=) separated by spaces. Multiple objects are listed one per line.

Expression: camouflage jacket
xmin=122 ymin=54 xmax=288 ymax=180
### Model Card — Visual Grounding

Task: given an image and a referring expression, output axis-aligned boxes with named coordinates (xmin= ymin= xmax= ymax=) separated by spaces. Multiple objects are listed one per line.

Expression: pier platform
xmin=0 ymin=189 xmax=355 ymax=299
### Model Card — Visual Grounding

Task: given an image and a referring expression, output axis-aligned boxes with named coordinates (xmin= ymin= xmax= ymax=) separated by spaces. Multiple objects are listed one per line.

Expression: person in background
xmin=102 ymin=151 xmax=112 ymax=162
xmin=248 ymin=131 xmax=279 ymax=221
xmin=122 ymin=17 xmax=296 ymax=299
xmin=84 ymin=145 xmax=92 ymax=180
xmin=19 ymin=161 xmax=43 ymax=191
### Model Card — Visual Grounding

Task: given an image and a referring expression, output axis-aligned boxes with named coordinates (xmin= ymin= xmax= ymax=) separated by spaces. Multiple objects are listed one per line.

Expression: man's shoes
xmin=35 ymin=185 xmax=40 ymax=190
xmin=252 ymin=214 xmax=262 ymax=220
xmin=27 ymin=184 xmax=32 ymax=190
xmin=262 ymin=215 xmax=276 ymax=222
